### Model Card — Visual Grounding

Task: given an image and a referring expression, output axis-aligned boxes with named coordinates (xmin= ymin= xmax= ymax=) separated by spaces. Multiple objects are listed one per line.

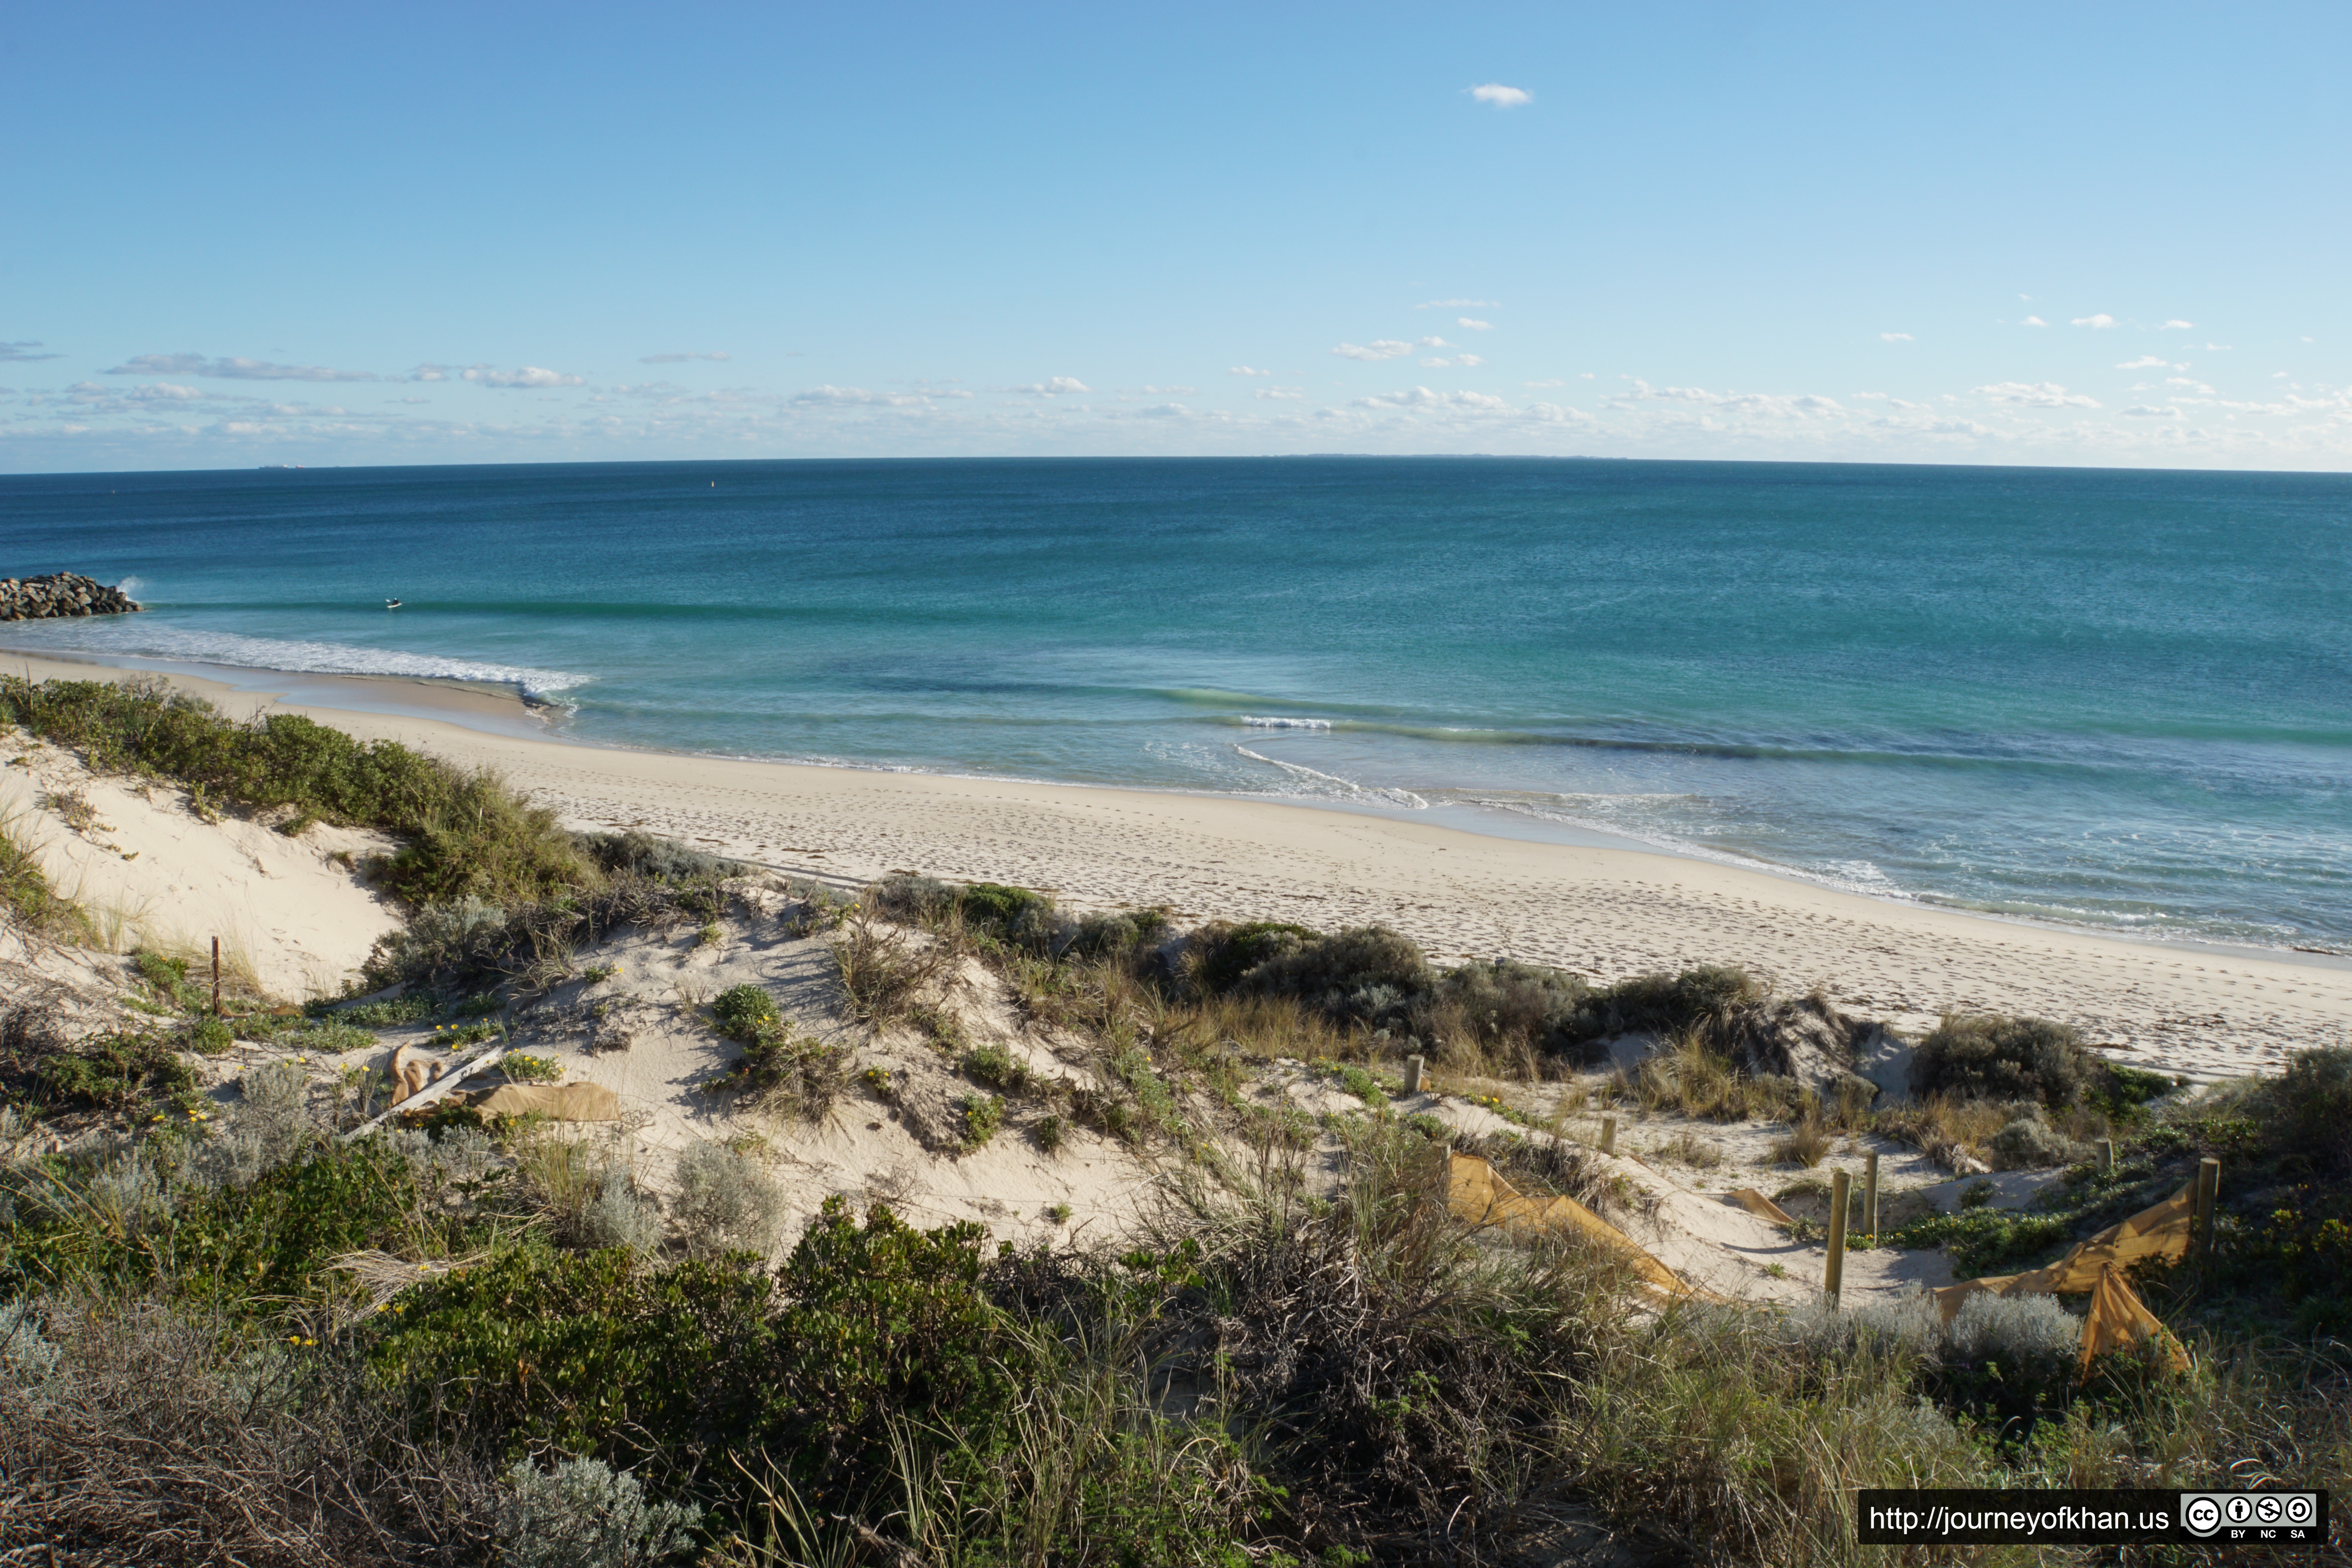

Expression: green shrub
xmin=332 ymin=993 xmax=441 ymax=1027
xmin=765 ymin=1199 xmax=1031 ymax=1499
xmin=30 ymin=1031 xmax=194 ymax=1111
xmin=1241 ymin=926 xmax=1432 ymax=1017
xmin=1562 ymin=965 xmax=1766 ymax=1046
xmin=1883 ymin=1204 xmax=2075 ymax=1276
xmin=184 ymin=1015 xmax=234 ymax=1056
xmin=954 ymin=882 xmax=1056 ymax=946
xmin=959 ymin=1042 xmax=1031 ymax=1094
xmin=1186 ymin=920 xmax=1319 ymax=994
xmin=710 ymin=984 xmax=780 ymax=1042
xmin=958 ymin=1093 xmax=1004 ymax=1151
xmin=503 ymin=1053 xmax=562 ymax=1084
xmin=370 ymin=1247 xmax=779 ymax=1468
xmin=1031 ymin=1113 xmax=1067 ymax=1154
xmin=1426 ymin=958 xmax=1592 ymax=1053
xmin=2277 ymin=1046 xmax=2352 ymax=1172
xmin=1911 ymin=1014 xmax=2092 ymax=1107
xmin=0 ymin=677 xmax=591 ymax=911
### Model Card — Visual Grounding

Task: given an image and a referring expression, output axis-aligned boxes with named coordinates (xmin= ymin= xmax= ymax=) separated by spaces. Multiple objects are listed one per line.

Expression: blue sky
xmin=4 ymin=1 xmax=2346 ymax=472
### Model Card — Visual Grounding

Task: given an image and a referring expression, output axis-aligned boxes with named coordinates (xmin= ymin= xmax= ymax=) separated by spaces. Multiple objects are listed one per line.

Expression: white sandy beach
xmin=8 ymin=652 xmax=2348 ymax=1082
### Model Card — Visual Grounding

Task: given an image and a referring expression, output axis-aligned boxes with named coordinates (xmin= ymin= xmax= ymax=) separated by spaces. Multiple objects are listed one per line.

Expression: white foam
xmin=1240 ymin=715 xmax=1332 ymax=730
xmin=0 ymin=621 xmax=588 ymax=703
xmin=1234 ymin=744 xmax=1427 ymax=809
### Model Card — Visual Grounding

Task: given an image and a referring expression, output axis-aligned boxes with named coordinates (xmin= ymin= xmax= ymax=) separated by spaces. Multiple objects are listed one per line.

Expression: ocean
xmin=3 ymin=457 xmax=2347 ymax=950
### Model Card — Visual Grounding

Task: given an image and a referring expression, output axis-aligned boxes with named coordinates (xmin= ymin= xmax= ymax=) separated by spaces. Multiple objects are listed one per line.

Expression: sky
xmin=3 ymin=1 xmax=2348 ymax=473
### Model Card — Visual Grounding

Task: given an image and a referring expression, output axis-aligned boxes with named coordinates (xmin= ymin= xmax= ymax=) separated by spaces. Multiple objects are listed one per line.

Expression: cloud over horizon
xmin=106 ymin=352 xmax=379 ymax=382
xmin=639 ymin=351 xmax=731 ymax=363
xmin=1469 ymin=83 xmax=1531 ymax=107
xmin=463 ymin=366 xmax=585 ymax=389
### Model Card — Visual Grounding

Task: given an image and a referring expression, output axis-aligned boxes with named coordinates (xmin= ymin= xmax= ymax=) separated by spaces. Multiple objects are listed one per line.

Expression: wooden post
xmin=2097 ymin=1138 xmax=2114 ymax=1176
xmin=1402 ymin=1054 xmax=1425 ymax=1094
xmin=1825 ymin=1168 xmax=1851 ymax=1304
xmin=2193 ymin=1157 xmax=2221 ymax=1263
xmin=1599 ymin=1114 xmax=1617 ymax=1155
xmin=1863 ymin=1150 xmax=1880 ymax=1238
xmin=211 ymin=936 xmax=221 ymax=1014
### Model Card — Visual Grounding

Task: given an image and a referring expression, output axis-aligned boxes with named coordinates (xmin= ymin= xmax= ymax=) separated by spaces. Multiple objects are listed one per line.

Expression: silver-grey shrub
xmin=1945 ymin=1289 xmax=2080 ymax=1380
xmin=579 ymin=1175 xmax=665 ymax=1253
xmin=670 ymin=1139 xmax=783 ymax=1258
xmin=497 ymin=1455 xmax=700 ymax=1568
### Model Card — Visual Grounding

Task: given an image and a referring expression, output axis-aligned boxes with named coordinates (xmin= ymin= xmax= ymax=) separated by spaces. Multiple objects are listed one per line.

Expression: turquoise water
xmin=3 ymin=457 xmax=2347 ymax=949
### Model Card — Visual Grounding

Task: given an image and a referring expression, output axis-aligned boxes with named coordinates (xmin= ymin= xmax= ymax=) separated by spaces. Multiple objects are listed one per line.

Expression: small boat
xmin=385 ymin=598 xmax=403 ymax=610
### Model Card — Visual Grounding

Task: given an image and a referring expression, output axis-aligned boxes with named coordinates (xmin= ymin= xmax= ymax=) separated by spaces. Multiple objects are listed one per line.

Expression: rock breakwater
xmin=0 ymin=573 xmax=142 ymax=621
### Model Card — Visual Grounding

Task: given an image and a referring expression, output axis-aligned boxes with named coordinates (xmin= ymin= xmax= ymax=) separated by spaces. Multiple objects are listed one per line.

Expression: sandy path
xmin=11 ymin=655 xmax=2348 ymax=1078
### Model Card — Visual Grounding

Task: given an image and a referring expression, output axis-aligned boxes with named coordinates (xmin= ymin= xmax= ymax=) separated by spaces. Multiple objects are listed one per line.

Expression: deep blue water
xmin=3 ymin=457 xmax=2348 ymax=948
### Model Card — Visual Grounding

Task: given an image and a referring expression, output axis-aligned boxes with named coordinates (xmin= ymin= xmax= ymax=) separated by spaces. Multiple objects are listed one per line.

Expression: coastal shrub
xmin=1911 ymin=1013 xmax=2091 ymax=1107
xmin=29 ymin=1030 xmax=194 ymax=1112
xmin=956 ymin=1093 xmax=1004 ymax=1150
xmin=960 ymin=1041 xmax=1032 ymax=1094
xmin=871 ymin=873 xmax=956 ymax=922
xmin=710 ymin=984 xmax=779 ymax=1041
xmin=2276 ymin=1046 xmax=2352 ymax=1172
xmin=1419 ymin=957 xmax=1591 ymax=1062
xmin=1563 ymin=964 xmax=1768 ymax=1047
xmin=1240 ymin=925 xmax=1433 ymax=1018
xmin=0 ymin=676 xmax=593 ymax=911
xmin=672 ymin=1139 xmax=784 ymax=1258
xmin=585 ymin=829 xmax=737 ymax=884
xmin=1184 ymin=919 xmax=1318 ymax=994
xmin=370 ymin=1246 xmax=779 ymax=1470
xmin=1988 ymin=1113 xmax=2083 ymax=1171
xmin=952 ymin=881 xmax=1061 ymax=949
xmin=1067 ymin=907 xmax=1171 ymax=958
xmin=497 ymin=1455 xmax=702 ymax=1568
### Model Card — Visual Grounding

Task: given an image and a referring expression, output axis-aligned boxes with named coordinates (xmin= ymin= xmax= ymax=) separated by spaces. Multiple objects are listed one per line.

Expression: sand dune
xmin=9 ymin=653 xmax=2347 ymax=1077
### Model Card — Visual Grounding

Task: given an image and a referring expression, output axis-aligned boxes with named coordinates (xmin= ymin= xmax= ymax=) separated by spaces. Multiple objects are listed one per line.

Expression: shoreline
xmin=14 ymin=642 xmax=2343 ymax=975
xmin=5 ymin=648 xmax=2349 ymax=1076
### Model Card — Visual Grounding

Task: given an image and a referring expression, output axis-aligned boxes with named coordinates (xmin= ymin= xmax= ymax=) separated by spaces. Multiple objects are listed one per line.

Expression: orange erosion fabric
xmin=1730 ymin=1187 xmax=1795 ymax=1227
xmin=1929 ymin=1184 xmax=2197 ymax=1327
xmin=2080 ymin=1263 xmax=2192 ymax=1379
xmin=1929 ymin=1184 xmax=2196 ymax=1382
xmin=1446 ymin=1152 xmax=1716 ymax=1302
xmin=465 ymin=1082 xmax=622 ymax=1122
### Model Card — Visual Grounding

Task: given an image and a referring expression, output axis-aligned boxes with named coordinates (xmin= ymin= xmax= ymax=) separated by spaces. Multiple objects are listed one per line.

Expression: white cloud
xmin=107 ymin=352 xmax=379 ymax=382
xmin=791 ymin=385 xmax=928 ymax=407
xmin=1138 ymin=385 xmax=1196 ymax=394
xmin=1420 ymin=358 xmax=1451 ymax=368
xmin=2021 ymin=316 xmax=2048 ymax=327
xmin=1522 ymin=402 xmax=1591 ymax=423
xmin=2117 ymin=356 xmax=2168 ymax=369
xmin=0 ymin=341 xmax=62 ymax=363
xmin=2071 ymin=314 xmax=2117 ymax=329
xmin=1354 ymin=386 xmax=1509 ymax=411
xmin=1523 ymin=378 xmax=1565 ymax=388
xmin=1256 ymin=387 xmax=1305 ymax=401
xmin=2165 ymin=377 xmax=2215 ymax=394
xmin=463 ymin=366 xmax=584 ymax=389
xmin=1457 ymin=318 xmax=1492 ymax=330
xmin=1004 ymin=376 xmax=1091 ymax=395
xmin=639 ymin=350 xmax=731 ymax=363
xmin=1454 ymin=353 xmax=1485 ymax=368
xmin=1975 ymin=381 xmax=2101 ymax=408
xmin=2205 ymin=343 xmax=2232 ymax=352
xmin=1227 ymin=365 xmax=1274 ymax=377
xmin=1880 ymin=332 xmax=1913 ymax=342
xmin=2159 ymin=321 xmax=2194 ymax=331
xmin=1417 ymin=337 xmax=1453 ymax=349
xmin=1469 ymin=83 xmax=1531 ymax=107
xmin=2122 ymin=405 xmax=2180 ymax=417
xmin=1333 ymin=340 xmax=1415 ymax=361
xmin=1415 ymin=299 xmax=1499 ymax=309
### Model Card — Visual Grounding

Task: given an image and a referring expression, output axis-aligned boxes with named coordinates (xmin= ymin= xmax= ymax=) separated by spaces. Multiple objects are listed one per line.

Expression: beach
xmin=12 ymin=651 xmax=2345 ymax=1081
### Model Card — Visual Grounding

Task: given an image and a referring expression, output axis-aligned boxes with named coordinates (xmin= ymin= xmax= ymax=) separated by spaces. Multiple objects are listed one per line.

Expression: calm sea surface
xmin=3 ymin=458 xmax=2347 ymax=949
